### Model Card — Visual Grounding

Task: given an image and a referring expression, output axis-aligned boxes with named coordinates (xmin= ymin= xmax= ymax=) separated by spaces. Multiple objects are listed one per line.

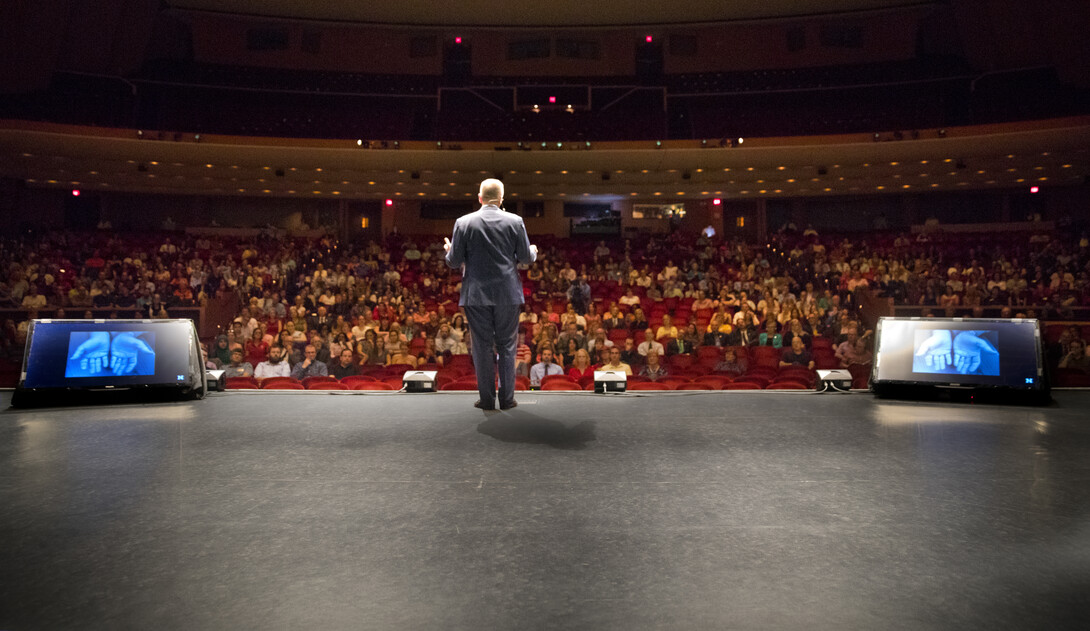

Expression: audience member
xmin=529 ymin=347 xmax=565 ymax=387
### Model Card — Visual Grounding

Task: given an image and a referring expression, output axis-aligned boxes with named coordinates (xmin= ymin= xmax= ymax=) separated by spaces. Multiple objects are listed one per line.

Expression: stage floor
xmin=1 ymin=389 xmax=1089 ymax=630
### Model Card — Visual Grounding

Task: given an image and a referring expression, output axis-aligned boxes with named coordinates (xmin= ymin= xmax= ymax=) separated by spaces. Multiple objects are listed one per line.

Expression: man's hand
xmin=109 ymin=332 xmax=154 ymax=376
xmin=915 ymin=330 xmax=953 ymax=370
xmin=443 ymin=237 xmax=451 ymax=254
xmin=952 ymin=331 xmax=998 ymax=374
xmin=70 ymin=332 xmax=110 ymax=374
xmin=529 ymin=244 xmax=538 ymax=257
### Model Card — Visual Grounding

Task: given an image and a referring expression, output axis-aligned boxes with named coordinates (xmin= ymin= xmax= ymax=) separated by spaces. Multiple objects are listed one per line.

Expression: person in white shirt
xmin=637 ymin=328 xmax=665 ymax=357
xmin=254 ymin=345 xmax=291 ymax=379
xmin=529 ymin=347 xmax=565 ymax=387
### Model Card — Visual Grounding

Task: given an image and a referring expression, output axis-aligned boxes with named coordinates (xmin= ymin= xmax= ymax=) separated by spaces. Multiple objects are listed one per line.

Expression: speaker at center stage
xmin=12 ymin=319 xmax=207 ymax=408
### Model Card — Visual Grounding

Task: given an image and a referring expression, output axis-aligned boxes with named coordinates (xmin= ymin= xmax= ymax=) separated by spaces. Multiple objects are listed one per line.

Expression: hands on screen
xmin=109 ymin=332 xmax=155 ymax=376
xmin=952 ymin=331 xmax=998 ymax=374
xmin=69 ymin=332 xmax=110 ymax=374
xmin=70 ymin=332 xmax=153 ymax=375
xmin=915 ymin=330 xmax=997 ymax=374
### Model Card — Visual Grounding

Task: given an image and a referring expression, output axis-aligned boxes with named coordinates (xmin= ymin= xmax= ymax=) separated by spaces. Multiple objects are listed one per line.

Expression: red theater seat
xmin=765 ymin=381 xmax=810 ymax=390
xmin=541 ymin=381 xmax=583 ymax=391
xmin=626 ymin=381 xmax=675 ymax=390
xmin=307 ymin=382 xmax=348 ymax=390
xmin=262 ymin=382 xmax=305 ymax=390
xmin=676 ymin=383 xmax=714 ymax=390
xmin=722 ymin=382 xmax=762 ymax=390
xmin=352 ymin=382 xmax=397 ymax=391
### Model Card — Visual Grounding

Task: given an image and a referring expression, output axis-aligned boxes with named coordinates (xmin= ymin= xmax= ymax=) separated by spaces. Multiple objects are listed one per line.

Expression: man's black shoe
xmin=499 ymin=401 xmax=517 ymax=410
xmin=474 ymin=400 xmax=496 ymax=411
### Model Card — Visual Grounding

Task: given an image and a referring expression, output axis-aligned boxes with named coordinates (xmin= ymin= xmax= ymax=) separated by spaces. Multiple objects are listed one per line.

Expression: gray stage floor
xmin=1 ymin=389 xmax=1089 ymax=631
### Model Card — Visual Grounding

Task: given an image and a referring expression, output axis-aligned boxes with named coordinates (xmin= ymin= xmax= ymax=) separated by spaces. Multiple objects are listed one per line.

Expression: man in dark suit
xmin=444 ymin=179 xmax=537 ymax=410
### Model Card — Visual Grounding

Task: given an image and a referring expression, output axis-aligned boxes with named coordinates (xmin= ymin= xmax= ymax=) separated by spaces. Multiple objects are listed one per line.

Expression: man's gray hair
xmin=479 ymin=178 xmax=504 ymax=204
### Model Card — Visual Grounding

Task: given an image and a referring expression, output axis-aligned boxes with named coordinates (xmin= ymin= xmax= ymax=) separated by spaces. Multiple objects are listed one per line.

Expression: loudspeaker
xmin=12 ymin=319 xmax=207 ymax=408
xmin=594 ymin=370 xmax=627 ymax=393
xmin=402 ymin=370 xmax=437 ymax=392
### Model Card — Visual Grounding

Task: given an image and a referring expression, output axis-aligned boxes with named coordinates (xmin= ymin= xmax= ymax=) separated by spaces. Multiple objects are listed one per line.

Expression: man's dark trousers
xmin=464 ymin=304 xmax=520 ymax=408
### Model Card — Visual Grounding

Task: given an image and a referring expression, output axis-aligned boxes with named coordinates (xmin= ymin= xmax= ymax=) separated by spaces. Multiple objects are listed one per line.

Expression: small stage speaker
xmin=12 ymin=319 xmax=207 ymax=408
xmin=870 ymin=317 xmax=1049 ymax=405
xmin=402 ymin=370 xmax=437 ymax=392
xmin=815 ymin=369 xmax=852 ymax=392
xmin=594 ymin=370 xmax=627 ymax=393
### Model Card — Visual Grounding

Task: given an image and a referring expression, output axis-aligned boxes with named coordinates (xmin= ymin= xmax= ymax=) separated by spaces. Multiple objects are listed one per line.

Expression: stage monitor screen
xmin=871 ymin=317 xmax=1044 ymax=391
xmin=20 ymin=319 xmax=202 ymax=391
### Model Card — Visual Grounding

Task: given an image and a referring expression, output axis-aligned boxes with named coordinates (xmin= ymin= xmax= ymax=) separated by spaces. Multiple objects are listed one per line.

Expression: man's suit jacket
xmin=445 ymin=204 xmax=536 ymax=306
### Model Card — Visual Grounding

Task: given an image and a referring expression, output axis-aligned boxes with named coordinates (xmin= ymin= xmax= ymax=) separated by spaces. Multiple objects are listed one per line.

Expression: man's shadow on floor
xmin=477 ymin=413 xmax=597 ymax=450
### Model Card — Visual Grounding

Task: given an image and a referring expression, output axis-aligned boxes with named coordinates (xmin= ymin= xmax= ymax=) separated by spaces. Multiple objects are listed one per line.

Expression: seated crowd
xmin=2 ymin=221 xmax=1089 ymax=389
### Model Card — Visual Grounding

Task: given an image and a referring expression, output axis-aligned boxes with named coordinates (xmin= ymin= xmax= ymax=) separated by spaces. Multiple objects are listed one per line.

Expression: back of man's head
xmin=479 ymin=178 xmax=504 ymax=205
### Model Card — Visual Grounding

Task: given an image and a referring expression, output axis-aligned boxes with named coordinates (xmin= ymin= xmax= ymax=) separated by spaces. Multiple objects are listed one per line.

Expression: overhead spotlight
xmin=645 ymin=35 xmax=653 ymax=43
xmin=455 ymin=36 xmax=463 ymax=44
xmin=71 ymin=189 xmax=80 ymax=197
xmin=549 ymin=96 xmax=556 ymax=104
xmin=712 ymin=198 xmax=721 ymax=205
xmin=1030 ymin=186 xmax=1040 ymax=194
xmin=385 ymin=199 xmax=394 ymax=206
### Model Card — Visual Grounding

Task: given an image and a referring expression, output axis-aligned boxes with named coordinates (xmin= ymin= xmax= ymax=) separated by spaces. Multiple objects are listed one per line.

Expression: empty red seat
xmin=307 ymin=382 xmax=349 ymax=390
xmin=352 ymin=382 xmax=397 ymax=390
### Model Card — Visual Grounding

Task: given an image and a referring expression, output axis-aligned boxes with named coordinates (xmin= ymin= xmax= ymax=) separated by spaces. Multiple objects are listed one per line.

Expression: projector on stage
xmin=402 ymin=370 xmax=438 ymax=393
xmin=593 ymin=370 xmax=627 ymax=393
xmin=815 ymin=369 xmax=853 ymax=391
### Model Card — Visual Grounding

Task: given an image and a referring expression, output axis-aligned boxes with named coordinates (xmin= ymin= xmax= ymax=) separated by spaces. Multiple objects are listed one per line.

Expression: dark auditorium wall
xmin=469 ymin=31 xmax=637 ymax=78
xmin=953 ymin=0 xmax=1090 ymax=87
xmin=0 ymin=0 xmax=158 ymax=92
xmin=187 ymin=14 xmax=443 ymax=75
xmin=662 ymin=9 xmax=922 ymax=74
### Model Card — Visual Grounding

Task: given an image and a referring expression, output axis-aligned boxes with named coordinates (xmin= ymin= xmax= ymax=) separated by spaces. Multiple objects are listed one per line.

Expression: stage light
xmin=1030 ymin=186 xmax=1039 ymax=193
xmin=455 ymin=36 xmax=462 ymax=44
xmin=712 ymin=198 xmax=721 ymax=205
xmin=737 ymin=138 xmax=744 ymax=145
xmin=71 ymin=189 xmax=80 ymax=197
xmin=385 ymin=199 xmax=394 ymax=206
xmin=645 ymin=35 xmax=653 ymax=43
xmin=549 ymin=96 xmax=556 ymax=104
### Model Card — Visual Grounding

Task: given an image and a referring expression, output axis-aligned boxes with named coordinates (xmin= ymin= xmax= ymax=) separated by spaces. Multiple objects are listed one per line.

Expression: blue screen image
xmin=65 ymin=331 xmax=156 ymax=378
xmin=912 ymin=329 xmax=999 ymax=376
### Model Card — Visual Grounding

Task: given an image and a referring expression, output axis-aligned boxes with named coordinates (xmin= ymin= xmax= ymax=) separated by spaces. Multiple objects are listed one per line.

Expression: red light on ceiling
xmin=454 ymin=36 xmax=462 ymax=44
xmin=71 ymin=189 xmax=80 ymax=197
xmin=1030 ymin=186 xmax=1039 ymax=194
xmin=385 ymin=199 xmax=394 ymax=206
xmin=548 ymin=96 xmax=556 ymax=104
xmin=645 ymin=35 xmax=653 ymax=43
xmin=712 ymin=198 xmax=721 ymax=205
